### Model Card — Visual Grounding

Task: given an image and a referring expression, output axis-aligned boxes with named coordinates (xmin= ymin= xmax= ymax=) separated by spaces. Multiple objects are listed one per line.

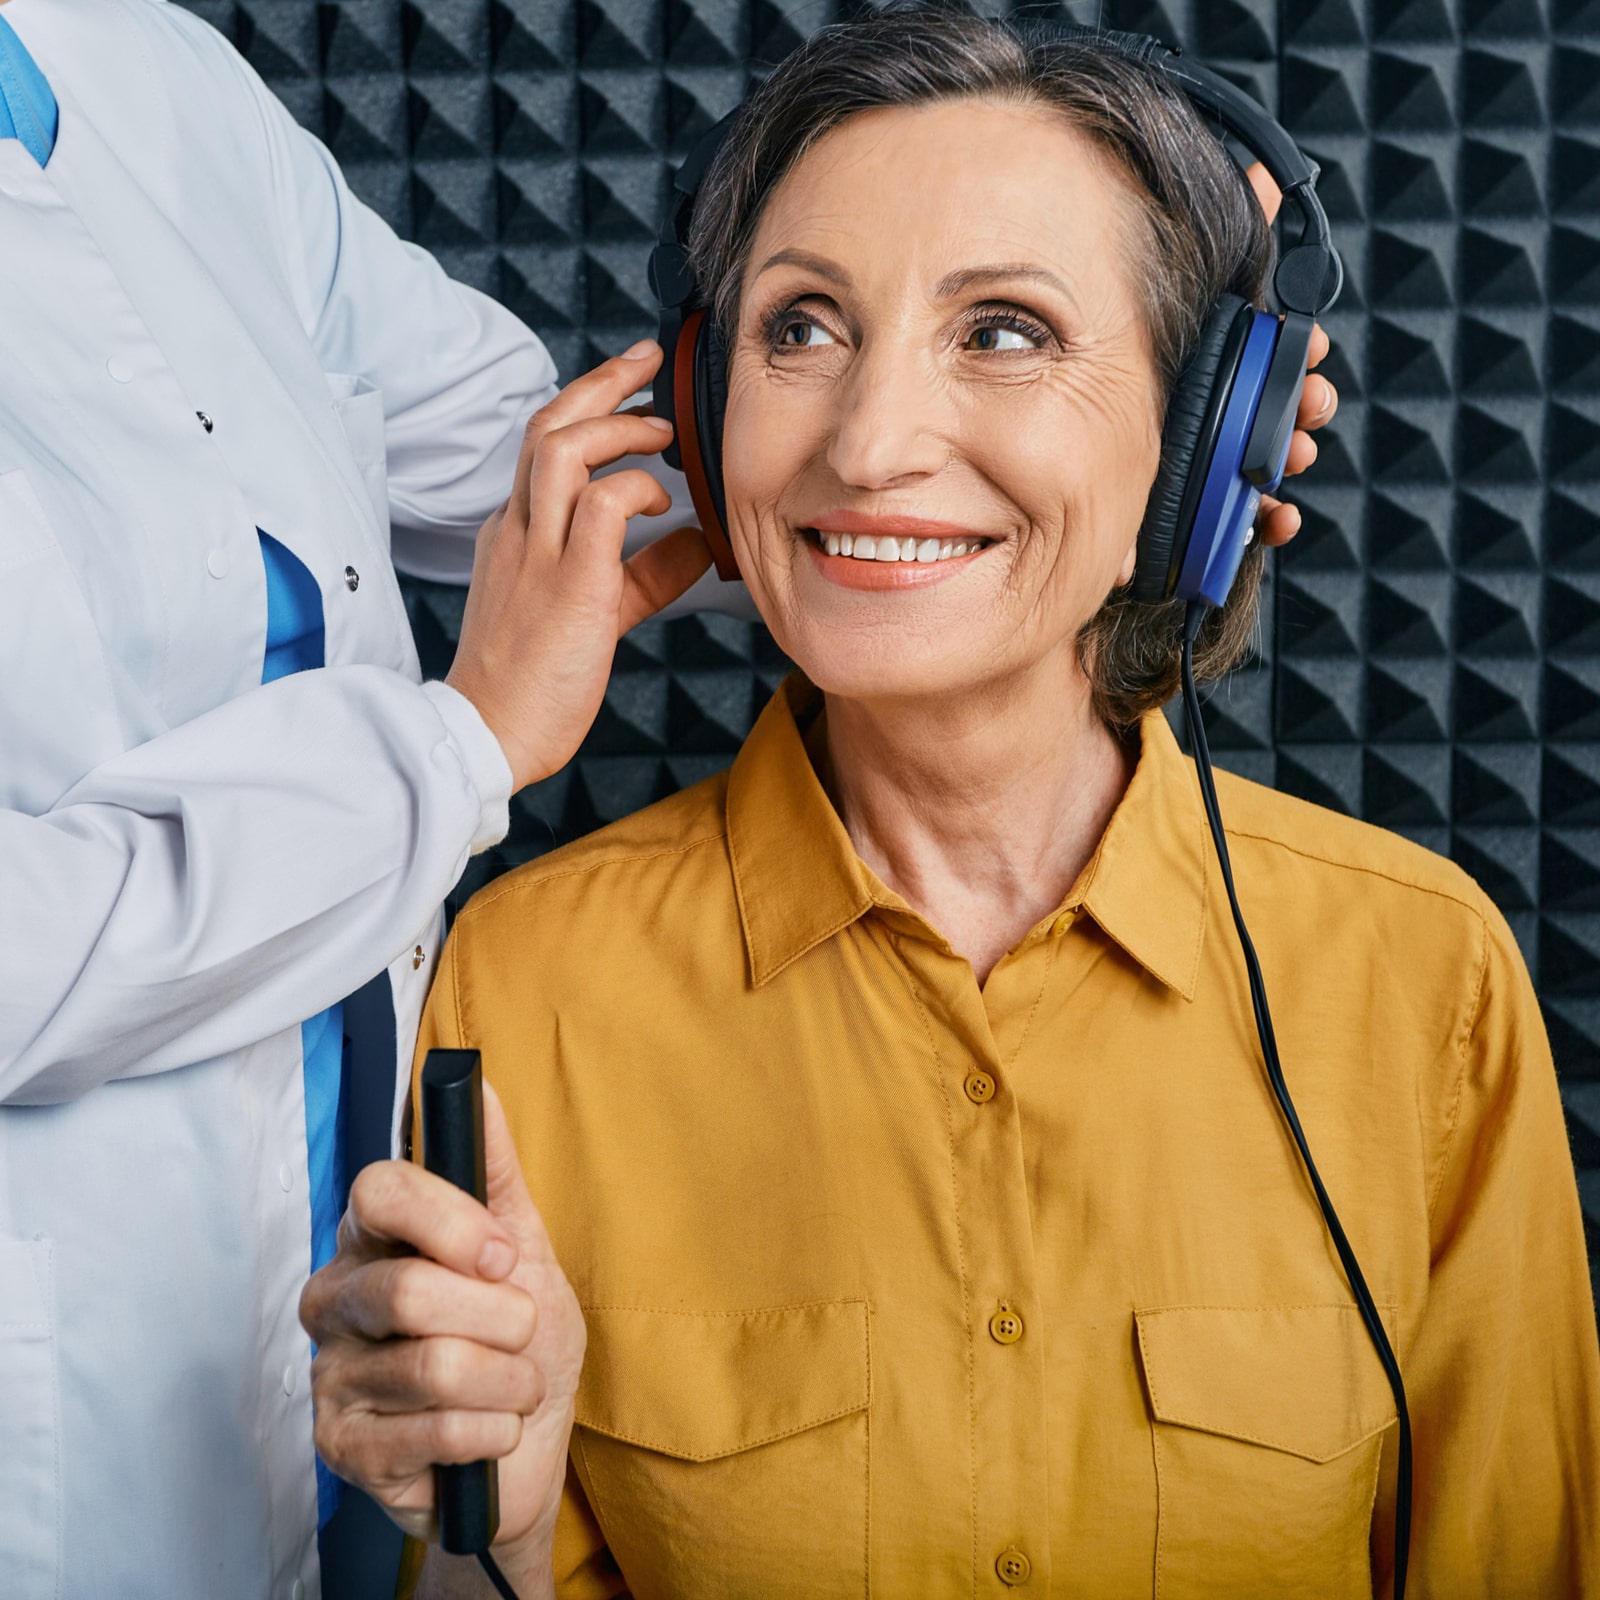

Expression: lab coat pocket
xmin=572 ymin=1299 xmax=870 ymax=1600
xmin=0 ymin=469 xmax=123 ymax=810
xmin=1135 ymin=1304 xmax=1396 ymax=1599
xmin=0 ymin=1238 xmax=61 ymax=1597
xmin=326 ymin=374 xmax=390 ymax=547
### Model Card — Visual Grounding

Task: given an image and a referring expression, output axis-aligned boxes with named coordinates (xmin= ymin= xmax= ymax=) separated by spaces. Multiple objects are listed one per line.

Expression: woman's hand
xmin=1243 ymin=162 xmax=1340 ymax=549
xmin=446 ymin=342 xmax=711 ymax=793
xmin=299 ymin=1082 xmax=583 ymax=1590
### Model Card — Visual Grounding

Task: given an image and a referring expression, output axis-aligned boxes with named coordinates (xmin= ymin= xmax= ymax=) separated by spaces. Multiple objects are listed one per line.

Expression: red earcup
xmin=674 ymin=309 xmax=739 ymax=581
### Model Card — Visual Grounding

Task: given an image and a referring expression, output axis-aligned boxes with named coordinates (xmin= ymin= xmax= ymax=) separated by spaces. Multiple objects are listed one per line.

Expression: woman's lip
xmin=804 ymin=538 xmax=985 ymax=590
xmin=808 ymin=510 xmax=992 ymax=543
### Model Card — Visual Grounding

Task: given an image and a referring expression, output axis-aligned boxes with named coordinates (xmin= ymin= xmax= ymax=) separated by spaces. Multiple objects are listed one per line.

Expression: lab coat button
xmin=996 ymin=1547 xmax=1031 ymax=1586
xmin=344 ymin=566 xmax=360 ymax=591
xmin=282 ymin=1363 xmax=297 ymax=1397
xmin=107 ymin=356 xmax=134 ymax=384
xmin=196 ymin=411 xmax=214 ymax=434
xmin=413 ymin=945 xmax=425 ymax=970
xmin=207 ymin=549 xmax=230 ymax=579
xmin=277 ymin=1163 xmax=293 ymax=1193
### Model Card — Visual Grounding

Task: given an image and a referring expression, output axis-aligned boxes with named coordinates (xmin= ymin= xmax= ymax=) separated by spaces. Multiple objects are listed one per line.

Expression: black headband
xmin=1026 ymin=22 xmax=1344 ymax=318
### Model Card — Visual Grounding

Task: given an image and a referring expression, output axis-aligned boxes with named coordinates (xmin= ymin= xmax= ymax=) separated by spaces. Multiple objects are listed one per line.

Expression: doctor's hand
xmin=446 ymin=342 xmax=710 ymax=792
xmin=299 ymin=1081 xmax=583 ymax=1593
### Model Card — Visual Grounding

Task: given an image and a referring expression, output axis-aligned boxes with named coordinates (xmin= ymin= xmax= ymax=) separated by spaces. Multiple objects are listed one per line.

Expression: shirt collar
xmin=726 ymin=674 xmax=1209 ymax=998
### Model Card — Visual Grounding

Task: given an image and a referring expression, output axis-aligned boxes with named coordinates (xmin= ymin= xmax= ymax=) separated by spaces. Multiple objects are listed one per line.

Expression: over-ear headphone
xmin=648 ymin=23 xmax=1343 ymax=607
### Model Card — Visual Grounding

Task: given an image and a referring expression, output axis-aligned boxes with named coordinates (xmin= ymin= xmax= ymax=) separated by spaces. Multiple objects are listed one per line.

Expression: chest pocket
xmin=1136 ymin=1304 xmax=1397 ymax=1600
xmin=326 ymin=374 xmax=389 ymax=547
xmin=572 ymin=1299 xmax=870 ymax=1600
xmin=0 ymin=470 xmax=124 ymax=811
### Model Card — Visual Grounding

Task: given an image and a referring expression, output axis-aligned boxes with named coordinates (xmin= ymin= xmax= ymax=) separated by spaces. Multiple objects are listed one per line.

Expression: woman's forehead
xmin=747 ymin=99 xmax=1133 ymax=295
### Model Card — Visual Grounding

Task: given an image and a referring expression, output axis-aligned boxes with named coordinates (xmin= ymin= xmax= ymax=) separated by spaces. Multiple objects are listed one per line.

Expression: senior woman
xmin=302 ymin=12 xmax=1600 ymax=1599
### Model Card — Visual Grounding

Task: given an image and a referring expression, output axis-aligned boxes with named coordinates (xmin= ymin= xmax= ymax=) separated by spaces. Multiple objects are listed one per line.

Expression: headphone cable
xmin=1181 ymin=602 xmax=1413 ymax=1599
xmin=475 ymin=1549 xmax=520 ymax=1600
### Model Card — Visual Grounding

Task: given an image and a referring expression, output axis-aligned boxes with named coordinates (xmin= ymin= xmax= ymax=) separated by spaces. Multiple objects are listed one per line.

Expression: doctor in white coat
xmin=0 ymin=2 xmax=726 ymax=1597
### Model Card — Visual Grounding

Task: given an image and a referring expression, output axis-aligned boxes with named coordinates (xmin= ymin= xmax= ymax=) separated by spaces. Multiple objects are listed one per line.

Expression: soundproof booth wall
xmin=174 ymin=0 xmax=1600 ymax=1290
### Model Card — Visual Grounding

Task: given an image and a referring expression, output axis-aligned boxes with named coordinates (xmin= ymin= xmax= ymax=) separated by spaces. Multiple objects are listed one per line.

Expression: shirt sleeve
xmin=1371 ymin=900 xmax=1600 ymax=1597
xmin=0 ymin=669 xmax=510 ymax=1106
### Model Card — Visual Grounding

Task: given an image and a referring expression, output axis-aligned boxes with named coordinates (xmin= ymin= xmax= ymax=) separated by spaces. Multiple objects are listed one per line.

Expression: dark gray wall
xmin=176 ymin=0 xmax=1600 ymax=1286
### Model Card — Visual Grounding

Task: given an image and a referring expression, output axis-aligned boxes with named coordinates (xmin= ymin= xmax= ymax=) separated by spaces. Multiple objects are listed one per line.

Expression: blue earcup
xmin=1176 ymin=310 xmax=1289 ymax=607
xmin=1133 ymin=296 xmax=1255 ymax=602
xmin=1134 ymin=298 xmax=1305 ymax=608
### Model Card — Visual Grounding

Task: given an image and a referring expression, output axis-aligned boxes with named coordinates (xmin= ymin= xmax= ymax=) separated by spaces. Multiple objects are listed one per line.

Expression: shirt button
xmin=996 ymin=1547 xmax=1032 ymax=1586
xmin=277 ymin=1163 xmax=293 ymax=1193
xmin=963 ymin=1069 xmax=996 ymax=1105
xmin=282 ymin=1363 xmax=297 ymax=1397
xmin=344 ymin=565 xmax=360 ymax=591
xmin=107 ymin=355 xmax=134 ymax=383
xmin=989 ymin=1304 xmax=1024 ymax=1345
xmin=206 ymin=549 xmax=230 ymax=579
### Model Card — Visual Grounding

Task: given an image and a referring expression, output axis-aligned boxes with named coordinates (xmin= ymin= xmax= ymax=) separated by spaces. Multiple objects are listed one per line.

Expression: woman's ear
xmin=1116 ymin=539 xmax=1138 ymax=588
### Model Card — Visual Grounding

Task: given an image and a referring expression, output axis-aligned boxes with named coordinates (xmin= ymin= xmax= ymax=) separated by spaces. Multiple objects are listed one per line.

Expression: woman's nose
xmin=824 ymin=338 xmax=949 ymax=491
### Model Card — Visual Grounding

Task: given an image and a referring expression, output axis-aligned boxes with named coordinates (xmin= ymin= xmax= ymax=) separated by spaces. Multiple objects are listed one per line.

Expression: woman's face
xmin=721 ymin=98 xmax=1164 ymax=706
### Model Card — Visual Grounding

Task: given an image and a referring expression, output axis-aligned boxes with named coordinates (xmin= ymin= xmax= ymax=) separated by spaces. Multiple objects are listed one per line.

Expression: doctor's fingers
xmin=517 ymin=415 xmax=674 ymax=552
xmin=316 ymin=1332 xmax=546 ymax=1418
xmin=507 ymin=346 xmax=665 ymax=528
xmin=307 ymin=1252 xmax=538 ymax=1351
xmin=314 ymin=1405 xmax=525 ymax=1517
xmin=339 ymin=1161 xmax=519 ymax=1282
xmin=618 ymin=524 xmax=715 ymax=636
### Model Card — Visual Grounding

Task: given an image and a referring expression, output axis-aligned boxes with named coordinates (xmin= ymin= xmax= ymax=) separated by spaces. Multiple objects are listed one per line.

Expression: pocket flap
xmin=1135 ymin=1304 xmax=1397 ymax=1464
xmin=575 ymin=1299 xmax=869 ymax=1462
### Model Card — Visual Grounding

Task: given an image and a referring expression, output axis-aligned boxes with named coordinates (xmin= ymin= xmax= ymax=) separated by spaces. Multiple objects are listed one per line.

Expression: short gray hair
xmin=686 ymin=3 xmax=1275 ymax=729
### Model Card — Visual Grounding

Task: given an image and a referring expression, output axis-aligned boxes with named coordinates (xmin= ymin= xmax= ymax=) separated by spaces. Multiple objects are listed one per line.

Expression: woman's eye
xmin=776 ymin=318 xmax=837 ymax=348
xmin=964 ymin=323 xmax=1038 ymax=353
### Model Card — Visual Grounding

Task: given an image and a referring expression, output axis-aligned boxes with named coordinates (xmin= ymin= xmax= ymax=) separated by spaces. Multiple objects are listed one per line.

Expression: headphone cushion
xmin=1134 ymin=293 xmax=1250 ymax=603
xmin=699 ymin=314 xmax=730 ymax=526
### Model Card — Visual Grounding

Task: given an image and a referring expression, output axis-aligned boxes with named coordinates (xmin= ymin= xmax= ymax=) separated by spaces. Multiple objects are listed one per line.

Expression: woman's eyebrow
xmin=752 ymin=248 xmax=851 ymax=286
xmin=935 ymin=263 xmax=1079 ymax=308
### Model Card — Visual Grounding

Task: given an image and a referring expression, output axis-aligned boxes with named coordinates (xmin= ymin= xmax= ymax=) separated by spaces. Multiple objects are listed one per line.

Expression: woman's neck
xmin=821 ymin=661 xmax=1135 ymax=985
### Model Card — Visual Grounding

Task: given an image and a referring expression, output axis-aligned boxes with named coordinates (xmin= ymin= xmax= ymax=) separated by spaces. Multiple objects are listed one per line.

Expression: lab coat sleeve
xmin=229 ymin=26 xmax=757 ymax=619
xmin=0 ymin=669 xmax=510 ymax=1106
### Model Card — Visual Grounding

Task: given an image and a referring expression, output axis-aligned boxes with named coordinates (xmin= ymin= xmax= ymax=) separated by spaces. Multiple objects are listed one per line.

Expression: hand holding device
xmin=299 ymin=1067 xmax=585 ymax=1597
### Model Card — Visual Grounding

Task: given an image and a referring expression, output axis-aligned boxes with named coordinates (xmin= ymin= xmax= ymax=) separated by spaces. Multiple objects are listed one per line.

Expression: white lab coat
xmin=0 ymin=2 xmax=736 ymax=1595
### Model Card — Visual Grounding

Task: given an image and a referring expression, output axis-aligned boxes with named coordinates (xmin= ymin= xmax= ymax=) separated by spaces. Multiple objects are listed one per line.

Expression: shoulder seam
xmin=460 ymin=828 xmax=729 ymax=921
xmin=1221 ymin=822 xmax=1484 ymax=916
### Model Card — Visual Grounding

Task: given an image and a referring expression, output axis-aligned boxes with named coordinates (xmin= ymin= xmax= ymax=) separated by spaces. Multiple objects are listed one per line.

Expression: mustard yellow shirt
xmin=416 ymin=676 xmax=1600 ymax=1599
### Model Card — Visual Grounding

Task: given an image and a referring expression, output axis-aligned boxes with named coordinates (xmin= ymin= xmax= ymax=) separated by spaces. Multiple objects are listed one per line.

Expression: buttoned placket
xmin=890 ymin=923 xmax=1056 ymax=1593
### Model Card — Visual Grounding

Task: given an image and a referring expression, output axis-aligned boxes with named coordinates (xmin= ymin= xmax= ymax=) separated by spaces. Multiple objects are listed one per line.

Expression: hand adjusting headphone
xmin=648 ymin=24 xmax=1343 ymax=610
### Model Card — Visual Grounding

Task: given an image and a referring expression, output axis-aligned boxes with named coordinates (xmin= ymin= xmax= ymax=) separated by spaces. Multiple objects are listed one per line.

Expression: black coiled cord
xmin=1181 ymin=601 xmax=1413 ymax=1598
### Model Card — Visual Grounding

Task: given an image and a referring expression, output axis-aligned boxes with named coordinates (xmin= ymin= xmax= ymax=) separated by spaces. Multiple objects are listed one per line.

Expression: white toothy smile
xmin=806 ymin=529 xmax=992 ymax=564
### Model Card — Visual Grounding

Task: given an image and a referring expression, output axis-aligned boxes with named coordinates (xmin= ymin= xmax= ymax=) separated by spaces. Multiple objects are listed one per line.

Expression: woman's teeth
xmin=816 ymin=531 xmax=984 ymax=564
